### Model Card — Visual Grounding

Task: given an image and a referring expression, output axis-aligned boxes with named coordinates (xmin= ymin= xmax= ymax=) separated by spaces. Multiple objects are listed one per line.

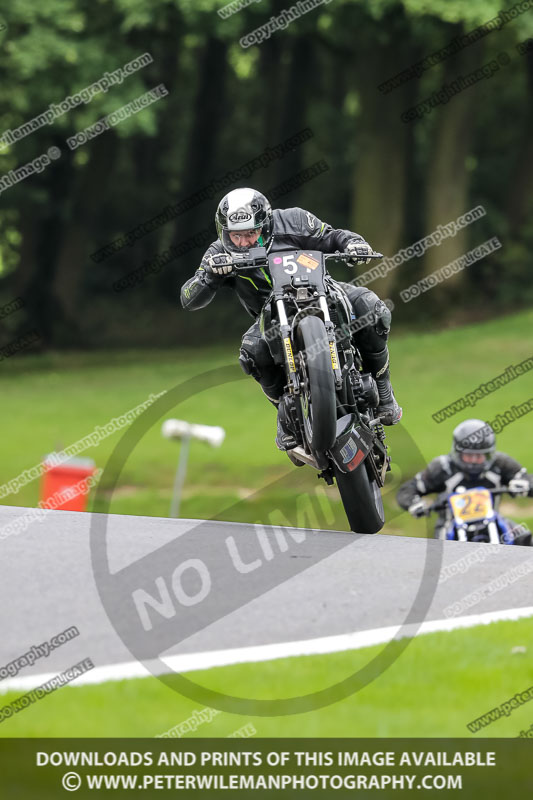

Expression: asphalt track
xmin=1 ymin=504 xmax=532 ymax=686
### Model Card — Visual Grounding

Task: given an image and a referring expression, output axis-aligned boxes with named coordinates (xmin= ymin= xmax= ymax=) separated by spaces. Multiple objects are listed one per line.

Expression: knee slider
xmin=353 ymin=290 xmax=391 ymax=329
xmin=238 ymin=348 xmax=260 ymax=379
xmin=374 ymin=300 xmax=391 ymax=335
xmin=351 ymin=288 xmax=380 ymax=318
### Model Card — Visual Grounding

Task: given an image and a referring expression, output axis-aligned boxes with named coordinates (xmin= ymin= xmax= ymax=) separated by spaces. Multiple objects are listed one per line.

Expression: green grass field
xmin=1 ymin=618 xmax=532 ymax=738
xmin=1 ymin=307 xmax=532 ymax=534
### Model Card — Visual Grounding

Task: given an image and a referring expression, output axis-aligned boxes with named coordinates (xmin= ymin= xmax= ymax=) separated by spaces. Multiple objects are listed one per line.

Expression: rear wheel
xmin=334 ymin=461 xmax=385 ymax=534
xmin=295 ymin=315 xmax=336 ymax=452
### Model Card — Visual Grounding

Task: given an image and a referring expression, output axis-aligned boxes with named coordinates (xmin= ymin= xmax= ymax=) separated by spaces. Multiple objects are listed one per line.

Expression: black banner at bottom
xmin=1 ymin=739 xmax=532 ymax=798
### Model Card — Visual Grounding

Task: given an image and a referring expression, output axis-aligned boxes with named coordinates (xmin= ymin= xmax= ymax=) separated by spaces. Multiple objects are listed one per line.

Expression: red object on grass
xmin=40 ymin=456 xmax=97 ymax=512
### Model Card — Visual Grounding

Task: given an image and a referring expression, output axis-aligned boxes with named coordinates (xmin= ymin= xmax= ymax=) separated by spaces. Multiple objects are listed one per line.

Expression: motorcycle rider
xmin=180 ymin=188 xmax=402 ymax=451
xmin=397 ymin=418 xmax=533 ymax=544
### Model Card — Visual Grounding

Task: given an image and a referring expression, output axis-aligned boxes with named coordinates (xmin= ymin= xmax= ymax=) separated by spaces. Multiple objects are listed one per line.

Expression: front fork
xmin=276 ymin=293 xmax=342 ymax=393
xmin=276 ymin=294 xmax=382 ymax=479
xmin=318 ymin=295 xmax=343 ymax=390
xmin=276 ymin=297 xmax=298 ymax=394
xmin=276 ymin=297 xmax=305 ymax=451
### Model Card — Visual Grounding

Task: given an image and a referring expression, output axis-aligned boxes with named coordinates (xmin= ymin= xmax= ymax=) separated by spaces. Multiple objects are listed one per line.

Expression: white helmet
xmin=215 ymin=188 xmax=273 ymax=253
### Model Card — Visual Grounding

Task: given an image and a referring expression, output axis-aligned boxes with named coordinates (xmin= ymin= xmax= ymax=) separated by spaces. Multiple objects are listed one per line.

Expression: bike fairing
xmin=445 ymin=486 xmax=524 ymax=544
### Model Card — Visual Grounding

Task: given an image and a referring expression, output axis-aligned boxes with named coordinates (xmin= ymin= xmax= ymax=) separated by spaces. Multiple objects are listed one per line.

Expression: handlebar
xmin=220 ymin=250 xmax=384 ymax=270
xmin=324 ymin=252 xmax=384 ymax=261
xmin=426 ymin=500 xmax=446 ymax=514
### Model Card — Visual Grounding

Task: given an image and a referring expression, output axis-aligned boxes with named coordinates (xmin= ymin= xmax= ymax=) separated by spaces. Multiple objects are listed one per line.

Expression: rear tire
xmin=295 ymin=315 xmax=336 ymax=452
xmin=334 ymin=462 xmax=385 ymax=534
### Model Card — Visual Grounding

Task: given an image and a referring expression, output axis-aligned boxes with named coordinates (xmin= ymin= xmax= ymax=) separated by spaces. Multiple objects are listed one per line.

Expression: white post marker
xmin=161 ymin=420 xmax=225 ymax=518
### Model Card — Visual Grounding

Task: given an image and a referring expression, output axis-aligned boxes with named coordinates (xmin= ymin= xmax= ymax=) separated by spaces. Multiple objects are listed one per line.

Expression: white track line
xmin=2 ymin=606 xmax=533 ymax=694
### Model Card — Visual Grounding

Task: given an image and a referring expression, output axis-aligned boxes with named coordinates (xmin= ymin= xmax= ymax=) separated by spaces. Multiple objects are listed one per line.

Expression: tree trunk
xmin=175 ymin=37 xmax=228 ymax=233
xmin=50 ymin=133 xmax=119 ymax=344
xmin=274 ymin=37 xmax=314 ymax=186
xmin=423 ymin=33 xmax=485 ymax=279
xmin=350 ymin=18 xmax=419 ymax=295
xmin=506 ymin=47 xmax=533 ymax=233
xmin=258 ymin=35 xmax=285 ymax=147
xmin=182 ymin=48 xmax=227 ymax=196
xmin=0 ymin=206 xmax=40 ymax=343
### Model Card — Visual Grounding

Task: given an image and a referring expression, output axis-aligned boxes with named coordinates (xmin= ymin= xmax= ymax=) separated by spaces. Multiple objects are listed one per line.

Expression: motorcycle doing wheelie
xmin=423 ymin=484 xmax=532 ymax=546
xmin=227 ymin=245 xmax=391 ymax=534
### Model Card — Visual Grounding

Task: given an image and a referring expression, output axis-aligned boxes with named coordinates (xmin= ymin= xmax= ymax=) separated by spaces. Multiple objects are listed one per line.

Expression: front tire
xmin=295 ymin=315 xmax=336 ymax=452
xmin=334 ymin=462 xmax=385 ymax=533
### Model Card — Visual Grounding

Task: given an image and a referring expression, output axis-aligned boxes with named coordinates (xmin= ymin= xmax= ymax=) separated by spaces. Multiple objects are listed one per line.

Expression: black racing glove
xmin=205 ymin=253 xmax=234 ymax=276
xmin=408 ymin=499 xmax=427 ymax=518
xmin=345 ymin=239 xmax=373 ymax=266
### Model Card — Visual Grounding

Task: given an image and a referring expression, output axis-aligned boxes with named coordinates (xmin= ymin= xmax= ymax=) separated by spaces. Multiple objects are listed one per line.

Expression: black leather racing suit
xmin=397 ymin=453 xmax=533 ymax=542
xmin=180 ymin=206 xmax=392 ymax=402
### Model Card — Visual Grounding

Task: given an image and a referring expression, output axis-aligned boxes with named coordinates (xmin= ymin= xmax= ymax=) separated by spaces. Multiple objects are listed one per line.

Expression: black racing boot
xmin=259 ymin=387 xmax=299 ymax=452
xmin=376 ymin=381 xmax=402 ymax=425
xmin=375 ymin=369 xmax=402 ymax=425
xmin=363 ymin=347 xmax=402 ymax=426
xmin=273 ymin=396 xmax=298 ymax=451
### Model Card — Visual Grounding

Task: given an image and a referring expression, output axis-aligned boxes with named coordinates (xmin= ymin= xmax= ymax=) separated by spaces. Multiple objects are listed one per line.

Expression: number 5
xmin=283 ymin=254 xmax=298 ymax=274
